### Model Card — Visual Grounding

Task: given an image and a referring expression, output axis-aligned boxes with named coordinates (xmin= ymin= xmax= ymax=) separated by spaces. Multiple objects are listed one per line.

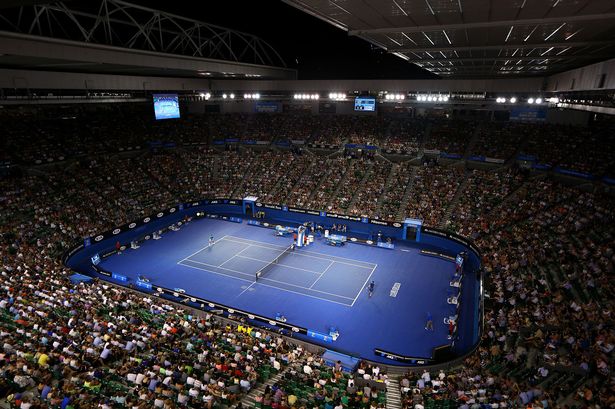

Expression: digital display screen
xmin=153 ymin=94 xmax=180 ymax=120
xmin=354 ymin=97 xmax=376 ymax=112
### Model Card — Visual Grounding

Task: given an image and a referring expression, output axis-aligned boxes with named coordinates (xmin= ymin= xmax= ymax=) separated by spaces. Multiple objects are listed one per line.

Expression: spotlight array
xmin=294 ymin=94 xmax=320 ymax=100
xmin=198 ymin=92 xmax=211 ymax=100
xmin=496 ymin=97 xmax=517 ymax=103
xmin=416 ymin=95 xmax=449 ymax=102
xmin=328 ymin=93 xmax=346 ymax=100
xmin=385 ymin=94 xmax=405 ymax=100
xmin=243 ymin=93 xmax=260 ymax=99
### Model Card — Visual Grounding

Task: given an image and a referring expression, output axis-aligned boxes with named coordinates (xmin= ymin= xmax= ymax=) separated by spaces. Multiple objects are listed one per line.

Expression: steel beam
xmin=350 ymin=13 xmax=615 ymax=35
xmin=409 ymin=54 xmax=611 ymax=63
xmin=387 ymin=41 xmax=614 ymax=53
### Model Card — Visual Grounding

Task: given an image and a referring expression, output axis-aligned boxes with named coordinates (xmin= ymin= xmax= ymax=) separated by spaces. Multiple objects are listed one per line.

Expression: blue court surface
xmin=99 ymin=218 xmax=475 ymax=364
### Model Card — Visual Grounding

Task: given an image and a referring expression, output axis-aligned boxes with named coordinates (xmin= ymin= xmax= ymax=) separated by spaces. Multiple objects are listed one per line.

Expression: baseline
xmin=350 ymin=263 xmax=378 ymax=307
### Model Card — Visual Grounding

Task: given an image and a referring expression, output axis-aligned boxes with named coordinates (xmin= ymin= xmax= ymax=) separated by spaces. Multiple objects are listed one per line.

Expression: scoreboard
xmin=354 ymin=97 xmax=376 ymax=112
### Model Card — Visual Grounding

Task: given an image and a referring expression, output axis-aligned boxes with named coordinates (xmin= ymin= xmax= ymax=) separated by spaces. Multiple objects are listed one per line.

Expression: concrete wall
xmin=545 ymin=58 xmax=615 ymax=92
xmin=0 ymin=69 xmax=545 ymax=94
xmin=210 ymin=78 xmax=546 ymax=93
xmin=0 ymin=68 xmax=212 ymax=91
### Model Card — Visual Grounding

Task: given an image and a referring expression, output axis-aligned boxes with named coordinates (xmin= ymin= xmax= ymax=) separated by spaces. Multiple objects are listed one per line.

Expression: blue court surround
xmin=64 ymin=201 xmax=482 ymax=366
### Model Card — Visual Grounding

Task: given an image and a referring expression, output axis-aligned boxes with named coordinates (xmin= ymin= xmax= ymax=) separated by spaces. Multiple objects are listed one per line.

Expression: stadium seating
xmin=0 ymin=108 xmax=613 ymax=408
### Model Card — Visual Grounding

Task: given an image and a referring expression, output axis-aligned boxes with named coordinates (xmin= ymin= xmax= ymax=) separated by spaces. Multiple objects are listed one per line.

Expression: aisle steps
xmin=242 ymin=367 xmax=290 ymax=408
xmin=385 ymin=374 xmax=403 ymax=409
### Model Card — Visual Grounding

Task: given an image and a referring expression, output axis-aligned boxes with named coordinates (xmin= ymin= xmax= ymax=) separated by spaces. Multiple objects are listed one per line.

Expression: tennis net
xmin=255 ymin=245 xmax=294 ymax=281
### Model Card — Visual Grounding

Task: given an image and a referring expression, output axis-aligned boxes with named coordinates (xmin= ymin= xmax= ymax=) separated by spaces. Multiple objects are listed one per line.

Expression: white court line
xmin=181 ymin=257 xmax=353 ymax=300
xmin=228 ymin=235 xmax=376 ymax=266
xmin=224 ymin=238 xmax=294 ymax=254
xmin=401 ymin=249 xmax=411 ymax=252
xmin=256 ymin=274 xmax=354 ymax=299
xmin=179 ymin=258 xmax=352 ymax=305
xmin=299 ymin=248 xmax=376 ymax=269
xmin=180 ymin=258 xmax=255 ymax=278
xmin=218 ymin=243 xmax=253 ymax=268
xmin=178 ymin=234 xmax=229 ymax=263
xmin=224 ymin=236 xmax=376 ymax=270
xmin=236 ymin=255 xmax=321 ymax=275
xmin=350 ymin=263 xmax=378 ymax=307
xmin=225 ymin=235 xmax=288 ymax=249
xmin=255 ymin=280 xmax=353 ymax=307
xmin=236 ymin=281 xmax=257 ymax=298
xmin=177 ymin=260 xmax=253 ymax=283
xmin=309 ymin=260 xmax=334 ymax=289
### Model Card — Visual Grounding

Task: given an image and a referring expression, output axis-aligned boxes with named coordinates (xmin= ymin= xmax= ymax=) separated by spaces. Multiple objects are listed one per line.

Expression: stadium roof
xmin=0 ymin=0 xmax=296 ymax=80
xmin=283 ymin=0 xmax=615 ymax=78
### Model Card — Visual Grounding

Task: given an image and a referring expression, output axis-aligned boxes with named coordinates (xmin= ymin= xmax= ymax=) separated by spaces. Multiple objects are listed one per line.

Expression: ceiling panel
xmin=285 ymin=0 xmax=615 ymax=78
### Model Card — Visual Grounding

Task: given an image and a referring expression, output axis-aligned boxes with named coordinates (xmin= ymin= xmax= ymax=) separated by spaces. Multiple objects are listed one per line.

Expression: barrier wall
xmin=65 ymin=197 xmax=482 ymax=305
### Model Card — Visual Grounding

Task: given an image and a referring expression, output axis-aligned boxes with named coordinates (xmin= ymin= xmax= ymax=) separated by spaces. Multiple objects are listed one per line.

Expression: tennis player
xmin=209 ymin=234 xmax=214 ymax=246
xmin=425 ymin=312 xmax=434 ymax=331
xmin=367 ymin=280 xmax=375 ymax=297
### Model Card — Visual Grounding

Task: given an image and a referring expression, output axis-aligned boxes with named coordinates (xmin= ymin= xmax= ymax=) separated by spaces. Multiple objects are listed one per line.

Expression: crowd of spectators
xmin=284 ymin=159 xmax=336 ymax=209
xmin=516 ymin=123 xmax=611 ymax=175
xmin=1 ymin=108 xmax=614 ymax=408
xmin=0 ymin=242 xmax=306 ymax=408
xmin=423 ymin=121 xmax=475 ymax=155
xmin=376 ymin=162 xmax=415 ymax=221
xmin=380 ymin=118 xmax=423 ymax=155
xmin=244 ymin=114 xmax=316 ymax=142
xmin=402 ymin=164 xmax=463 ymax=227
xmin=446 ymin=168 xmax=526 ymax=237
xmin=470 ymin=123 xmax=527 ymax=160
xmin=328 ymin=159 xmax=370 ymax=214
xmin=249 ymin=358 xmax=387 ymax=409
xmin=348 ymin=161 xmax=392 ymax=218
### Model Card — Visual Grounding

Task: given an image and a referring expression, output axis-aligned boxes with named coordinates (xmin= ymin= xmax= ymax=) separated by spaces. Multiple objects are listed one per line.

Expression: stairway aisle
xmin=385 ymin=374 xmax=403 ymax=409
xmin=439 ymin=168 xmax=470 ymax=229
xmin=346 ymin=161 xmax=376 ymax=210
xmin=395 ymin=165 xmax=419 ymax=220
xmin=374 ymin=163 xmax=400 ymax=216
xmin=241 ymin=367 xmax=291 ymax=408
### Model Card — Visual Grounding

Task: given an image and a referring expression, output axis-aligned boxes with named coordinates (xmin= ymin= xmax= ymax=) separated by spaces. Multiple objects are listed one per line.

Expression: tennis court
xmin=89 ymin=217 xmax=480 ymax=364
xmin=178 ymin=235 xmax=376 ymax=306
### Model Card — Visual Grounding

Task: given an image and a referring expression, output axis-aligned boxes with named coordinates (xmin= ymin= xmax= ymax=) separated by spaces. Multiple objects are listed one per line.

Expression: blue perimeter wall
xmin=66 ymin=200 xmax=481 ymax=274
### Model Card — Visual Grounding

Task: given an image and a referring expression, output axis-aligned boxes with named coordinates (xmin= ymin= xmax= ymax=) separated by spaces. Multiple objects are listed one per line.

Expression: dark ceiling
xmin=283 ymin=0 xmax=615 ymax=78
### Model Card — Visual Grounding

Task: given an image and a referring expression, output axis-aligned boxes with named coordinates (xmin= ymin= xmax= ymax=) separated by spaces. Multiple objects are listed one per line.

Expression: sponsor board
xmin=374 ymin=348 xmax=430 ymax=364
xmin=262 ymin=203 xmax=282 ymax=210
